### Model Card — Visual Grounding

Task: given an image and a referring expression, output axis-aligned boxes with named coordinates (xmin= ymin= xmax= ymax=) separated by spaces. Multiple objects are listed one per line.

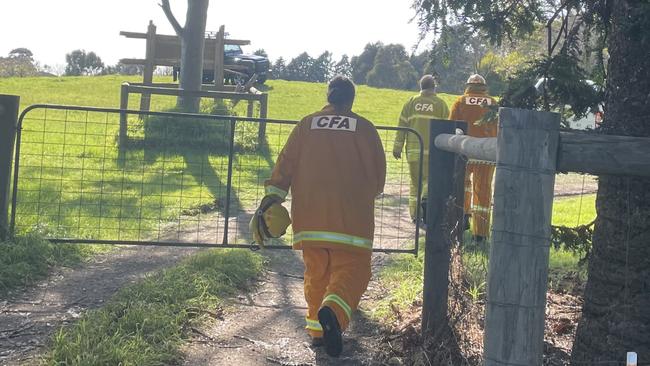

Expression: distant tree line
xmin=265 ymin=36 xmax=523 ymax=94
xmin=0 ymin=48 xmax=40 ymax=77
xmin=0 ymin=48 xmax=147 ymax=78
xmin=264 ymin=23 xmax=591 ymax=95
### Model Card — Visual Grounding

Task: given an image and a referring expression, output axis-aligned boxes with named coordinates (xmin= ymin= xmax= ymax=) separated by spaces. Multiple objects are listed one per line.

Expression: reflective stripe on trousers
xmin=294 ymin=231 xmax=372 ymax=250
xmin=305 ymin=317 xmax=323 ymax=332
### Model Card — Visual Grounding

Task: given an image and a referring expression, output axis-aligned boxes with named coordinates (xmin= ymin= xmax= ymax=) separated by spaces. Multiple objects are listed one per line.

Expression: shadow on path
xmin=182 ymin=250 xmax=386 ymax=366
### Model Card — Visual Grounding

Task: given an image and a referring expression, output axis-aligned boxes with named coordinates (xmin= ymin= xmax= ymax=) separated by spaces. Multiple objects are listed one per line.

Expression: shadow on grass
xmin=13 ymin=105 xmax=276 ymax=244
xmin=113 ymin=108 xmax=275 ymax=243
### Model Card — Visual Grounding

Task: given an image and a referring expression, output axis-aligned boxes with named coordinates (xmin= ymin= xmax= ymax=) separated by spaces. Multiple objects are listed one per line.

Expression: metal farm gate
xmin=10 ymin=105 xmax=423 ymax=254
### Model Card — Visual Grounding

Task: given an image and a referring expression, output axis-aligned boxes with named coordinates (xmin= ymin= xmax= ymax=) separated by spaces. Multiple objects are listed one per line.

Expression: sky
xmin=0 ymin=0 xmax=430 ymax=69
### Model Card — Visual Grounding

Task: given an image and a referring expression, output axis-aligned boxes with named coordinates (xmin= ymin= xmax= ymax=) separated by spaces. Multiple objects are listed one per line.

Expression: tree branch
xmin=159 ymin=0 xmax=184 ymax=36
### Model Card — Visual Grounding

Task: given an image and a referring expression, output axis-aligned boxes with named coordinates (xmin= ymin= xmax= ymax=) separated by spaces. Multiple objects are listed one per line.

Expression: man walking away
xmin=449 ymin=74 xmax=497 ymax=243
xmin=257 ymin=76 xmax=386 ymax=357
xmin=393 ymin=75 xmax=449 ymax=224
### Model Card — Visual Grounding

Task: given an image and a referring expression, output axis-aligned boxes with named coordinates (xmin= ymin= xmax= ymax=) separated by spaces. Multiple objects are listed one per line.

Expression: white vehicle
xmin=534 ymin=78 xmax=604 ymax=130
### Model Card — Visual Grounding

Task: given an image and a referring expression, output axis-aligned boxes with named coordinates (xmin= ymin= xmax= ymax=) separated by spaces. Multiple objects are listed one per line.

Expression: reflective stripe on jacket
xmin=393 ymin=91 xmax=450 ymax=162
xmin=265 ymin=105 xmax=386 ymax=252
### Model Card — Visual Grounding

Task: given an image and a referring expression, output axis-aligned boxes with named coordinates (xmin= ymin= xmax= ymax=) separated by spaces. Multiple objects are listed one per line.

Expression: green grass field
xmin=372 ymin=193 xmax=597 ymax=320
xmin=0 ymin=75 xmax=453 ymax=291
xmin=0 ymin=75 xmax=457 ymax=122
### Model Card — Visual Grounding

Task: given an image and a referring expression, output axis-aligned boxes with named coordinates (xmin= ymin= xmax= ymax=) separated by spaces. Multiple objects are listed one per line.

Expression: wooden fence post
xmin=0 ymin=95 xmax=20 ymax=239
xmin=422 ymin=120 xmax=457 ymax=336
xmin=247 ymin=100 xmax=254 ymax=118
xmin=214 ymin=25 xmax=225 ymax=90
xmin=484 ymin=108 xmax=560 ymax=365
xmin=139 ymin=20 xmax=156 ymax=113
xmin=257 ymin=93 xmax=268 ymax=144
xmin=119 ymin=82 xmax=129 ymax=145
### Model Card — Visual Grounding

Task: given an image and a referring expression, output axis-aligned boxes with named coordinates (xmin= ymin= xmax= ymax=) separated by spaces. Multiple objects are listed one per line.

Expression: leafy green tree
xmin=64 ymin=50 xmax=104 ymax=76
xmin=253 ymin=49 xmax=268 ymax=58
xmin=0 ymin=48 xmax=37 ymax=77
xmin=366 ymin=45 xmax=418 ymax=89
xmin=413 ymin=0 xmax=650 ymax=362
xmin=427 ymin=24 xmax=485 ymax=93
xmin=102 ymin=62 xmax=143 ymax=76
xmin=308 ymin=51 xmax=333 ymax=82
xmin=284 ymin=52 xmax=314 ymax=81
xmin=350 ymin=42 xmax=382 ymax=84
xmin=270 ymin=57 xmax=286 ymax=80
xmin=409 ymin=51 xmax=431 ymax=76
xmin=9 ymin=48 xmax=33 ymax=60
xmin=395 ymin=61 xmax=419 ymax=90
xmin=333 ymin=54 xmax=352 ymax=79
xmin=366 ymin=48 xmax=402 ymax=89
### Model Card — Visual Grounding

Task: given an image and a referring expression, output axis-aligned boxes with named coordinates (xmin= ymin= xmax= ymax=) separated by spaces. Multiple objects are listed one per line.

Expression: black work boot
xmin=311 ymin=337 xmax=324 ymax=347
xmin=318 ymin=306 xmax=343 ymax=357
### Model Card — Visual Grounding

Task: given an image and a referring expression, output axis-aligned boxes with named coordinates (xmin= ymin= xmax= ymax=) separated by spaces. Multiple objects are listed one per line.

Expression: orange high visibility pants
xmin=464 ymin=163 xmax=495 ymax=237
xmin=302 ymin=247 xmax=372 ymax=338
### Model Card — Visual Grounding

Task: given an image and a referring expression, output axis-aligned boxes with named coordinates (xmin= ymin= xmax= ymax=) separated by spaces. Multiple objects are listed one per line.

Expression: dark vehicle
xmin=172 ymin=44 xmax=269 ymax=85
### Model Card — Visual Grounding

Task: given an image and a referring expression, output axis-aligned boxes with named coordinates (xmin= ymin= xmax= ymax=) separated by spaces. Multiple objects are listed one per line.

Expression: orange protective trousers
xmin=464 ymin=163 xmax=495 ymax=237
xmin=302 ymin=247 xmax=372 ymax=338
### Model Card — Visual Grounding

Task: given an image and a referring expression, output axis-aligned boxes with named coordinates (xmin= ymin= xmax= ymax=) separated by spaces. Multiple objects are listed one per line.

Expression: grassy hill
xmin=0 ymin=75 xmax=459 ymax=123
xmin=1 ymin=76 xmax=457 ymax=244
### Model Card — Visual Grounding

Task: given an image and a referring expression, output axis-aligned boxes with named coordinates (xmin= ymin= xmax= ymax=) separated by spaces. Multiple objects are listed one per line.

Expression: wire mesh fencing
xmin=11 ymin=105 xmax=423 ymax=253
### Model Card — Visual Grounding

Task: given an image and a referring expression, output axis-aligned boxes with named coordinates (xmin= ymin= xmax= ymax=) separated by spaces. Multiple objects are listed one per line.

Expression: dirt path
xmin=0 ymin=246 xmax=199 ymax=365
xmin=0 ymin=207 xmax=406 ymax=366
xmin=0 ymin=247 xmax=390 ymax=366
xmin=182 ymin=250 xmax=388 ymax=366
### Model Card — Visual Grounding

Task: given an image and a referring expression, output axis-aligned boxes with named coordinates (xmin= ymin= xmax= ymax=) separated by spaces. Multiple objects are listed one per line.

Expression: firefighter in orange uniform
xmin=260 ymin=76 xmax=386 ymax=357
xmin=449 ymin=74 xmax=497 ymax=242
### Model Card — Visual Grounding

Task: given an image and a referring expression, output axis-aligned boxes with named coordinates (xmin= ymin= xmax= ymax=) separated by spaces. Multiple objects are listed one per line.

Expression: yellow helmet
xmin=250 ymin=200 xmax=291 ymax=247
xmin=466 ymin=74 xmax=486 ymax=85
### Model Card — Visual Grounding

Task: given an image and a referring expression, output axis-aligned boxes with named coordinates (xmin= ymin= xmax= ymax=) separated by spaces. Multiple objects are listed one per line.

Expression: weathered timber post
xmin=139 ymin=20 xmax=157 ymax=113
xmin=257 ymin=93 xmax=269 ymax=144
xmin=247 ymin=100 xmax=255 ymax=118
xmin=484 ymin=108 xmax=560 ymax=365
xmin=119 ymin=82 xmax=129 ymax=145
xmin=214 ymin=25 xmax=225 ymax=90
xmin=0 ymin=95 xmax=19 ymax=239
xmin=422 ymin=120 xmax=456 ymax=336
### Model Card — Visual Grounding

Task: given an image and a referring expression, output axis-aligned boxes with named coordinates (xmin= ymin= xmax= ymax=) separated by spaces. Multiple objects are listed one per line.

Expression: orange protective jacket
xmin=265 ymin=105 xmax=386 ymax=253
xmin=448 ymin=89 xmax=497 ymax=137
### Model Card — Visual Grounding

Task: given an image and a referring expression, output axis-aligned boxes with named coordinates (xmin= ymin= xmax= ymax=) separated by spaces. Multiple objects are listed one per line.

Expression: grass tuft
xmin=0 ymin=234 xmax=100 ymax=296
xmin=373 ymin=194 xmax=596 ymax=319
xmin=48 ymin=249 xmax=263 ymax=365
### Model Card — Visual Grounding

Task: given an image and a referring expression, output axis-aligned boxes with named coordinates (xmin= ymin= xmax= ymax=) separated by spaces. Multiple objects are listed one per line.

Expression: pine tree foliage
xmin=413 ymin=0 xmax=650 ymax=362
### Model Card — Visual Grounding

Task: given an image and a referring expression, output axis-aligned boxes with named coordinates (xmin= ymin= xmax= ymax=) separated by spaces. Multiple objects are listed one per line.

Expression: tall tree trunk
xmin=178 ymin=0 xmax=209 ymax=112
xmin=161 ymin=0 xmax=209 ymax=113
xmin=571 ymin=1 xmax=650 ymax=362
